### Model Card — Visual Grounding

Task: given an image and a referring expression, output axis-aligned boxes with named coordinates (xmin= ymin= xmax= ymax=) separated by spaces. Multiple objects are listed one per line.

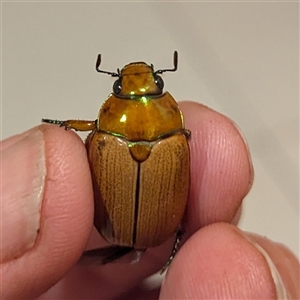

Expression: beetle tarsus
xmin=42 ymin=118 xmax=72 ymax=130
xmin=160 ymin=229 xmax=184 ymax=274
xmin=82 ymin=245 xmax=135 ymax=264
xmin=42 ymin=118 xmax=64 ymax=125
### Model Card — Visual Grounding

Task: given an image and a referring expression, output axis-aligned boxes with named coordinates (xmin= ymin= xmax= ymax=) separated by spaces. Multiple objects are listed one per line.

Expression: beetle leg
xmin=42 ymin=119 xmax=97 ymax=131
xmin=183 ymin=129 xmax=191 ymax=139
xmin=82 ymin=245 xmax=134 ymax=265
xmin=160 ymin=229 xmax=184 ymax=274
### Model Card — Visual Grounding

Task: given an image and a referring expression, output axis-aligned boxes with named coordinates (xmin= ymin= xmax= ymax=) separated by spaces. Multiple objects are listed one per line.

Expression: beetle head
xmin=96 ymin=51 xmax=178 ymax=97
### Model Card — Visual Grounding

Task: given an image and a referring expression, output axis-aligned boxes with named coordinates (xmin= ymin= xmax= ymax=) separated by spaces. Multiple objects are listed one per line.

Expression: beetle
xmin=42 ymin=51 xmax=190 ymax=270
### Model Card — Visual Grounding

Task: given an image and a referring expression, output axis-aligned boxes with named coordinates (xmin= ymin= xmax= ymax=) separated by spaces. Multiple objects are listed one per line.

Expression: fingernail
xmin=1 ymin=130 xmax=46 ymax=263
xmin=249 ymin=239 xmax=289 ymax=299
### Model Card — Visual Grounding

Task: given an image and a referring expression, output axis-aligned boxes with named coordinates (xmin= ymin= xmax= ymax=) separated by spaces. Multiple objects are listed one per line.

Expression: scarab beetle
xmin=42 ymin=51 xmax=190 ymax=270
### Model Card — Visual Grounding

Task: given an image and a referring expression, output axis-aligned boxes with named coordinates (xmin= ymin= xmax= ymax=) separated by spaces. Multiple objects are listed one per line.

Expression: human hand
xmin=1 ymin=102 xmax=299 ymax=299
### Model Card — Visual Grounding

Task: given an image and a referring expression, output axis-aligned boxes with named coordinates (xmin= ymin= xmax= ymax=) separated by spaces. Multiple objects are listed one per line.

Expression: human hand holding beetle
xmin=1 ymin=102 xmax=299 ymax=299
xmin=1 ymin=53 xmax=299 ymax=299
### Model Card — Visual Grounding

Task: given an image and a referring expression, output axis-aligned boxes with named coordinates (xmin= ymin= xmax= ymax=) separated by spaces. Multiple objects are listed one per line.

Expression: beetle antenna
xmin=154 ymin=51 xmax=178 ymax=75
xmin=95 ymin=54 xmax=120 ymax=77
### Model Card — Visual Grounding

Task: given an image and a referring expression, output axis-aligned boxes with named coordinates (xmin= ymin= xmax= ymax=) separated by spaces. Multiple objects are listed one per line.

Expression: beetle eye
xmin=113 ymin=79 xmax=122 ymax=94
xmin=154 ymin=75 xmax=164 ymax=90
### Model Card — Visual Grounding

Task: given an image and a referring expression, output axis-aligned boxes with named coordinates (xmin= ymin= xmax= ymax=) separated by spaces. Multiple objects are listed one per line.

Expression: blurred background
xmin=2 ymin=2 xmax=299 ymax=258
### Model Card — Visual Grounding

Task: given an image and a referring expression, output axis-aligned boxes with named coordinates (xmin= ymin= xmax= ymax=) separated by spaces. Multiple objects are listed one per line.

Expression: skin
xmin=1 ymin=102 xmax=299 ymax=299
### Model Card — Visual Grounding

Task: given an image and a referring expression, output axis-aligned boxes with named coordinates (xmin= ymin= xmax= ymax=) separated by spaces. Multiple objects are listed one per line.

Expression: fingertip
xmin=161 ymin=223 xmax=277 ymax=299
xmin=39 ymin=123 xmax=94 ymax=256
xmin=1 ymin=125 xmax=94 ymax=299
xmin=246 ymin=233 xmax=300 ymax=299
xmin=179 ymin=101 xmax=253 ymax=230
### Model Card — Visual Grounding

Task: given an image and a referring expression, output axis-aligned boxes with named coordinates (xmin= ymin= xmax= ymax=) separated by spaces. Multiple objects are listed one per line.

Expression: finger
xmin=1 ymin=125 xmax=94 ymax=299
xmin=181 ymin=101 xmax=253 ymax=232
xmin=161 ymin=223 xmax=299 ymax=299
xmin=247 ymin=233 xmax=300 ymax=299
xmin=38 ymin=234 xmax=175 ymax=299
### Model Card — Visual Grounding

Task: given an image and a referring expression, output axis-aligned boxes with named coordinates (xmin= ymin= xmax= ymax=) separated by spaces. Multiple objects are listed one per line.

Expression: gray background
xmin=2 ymin=1 xmax=299 ymax=258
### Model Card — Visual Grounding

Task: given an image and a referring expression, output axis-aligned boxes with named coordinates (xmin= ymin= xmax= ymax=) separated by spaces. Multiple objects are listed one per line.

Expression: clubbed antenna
xmin=154 ymin=51 xmax=178 ymax=75
xmin=95 ymin=54 xmax=120 ymax=77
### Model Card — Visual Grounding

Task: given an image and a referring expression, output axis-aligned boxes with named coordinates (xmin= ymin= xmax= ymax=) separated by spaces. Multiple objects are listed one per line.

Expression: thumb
xmin=1 ymin=126 xmax=93 ymax=299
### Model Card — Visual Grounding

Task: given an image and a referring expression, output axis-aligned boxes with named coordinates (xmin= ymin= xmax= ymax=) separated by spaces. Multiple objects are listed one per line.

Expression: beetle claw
xmin=184 ymin=129 xmax=191 ymax=139
xmin=58 ymin=122 xmax=71 ymax=131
